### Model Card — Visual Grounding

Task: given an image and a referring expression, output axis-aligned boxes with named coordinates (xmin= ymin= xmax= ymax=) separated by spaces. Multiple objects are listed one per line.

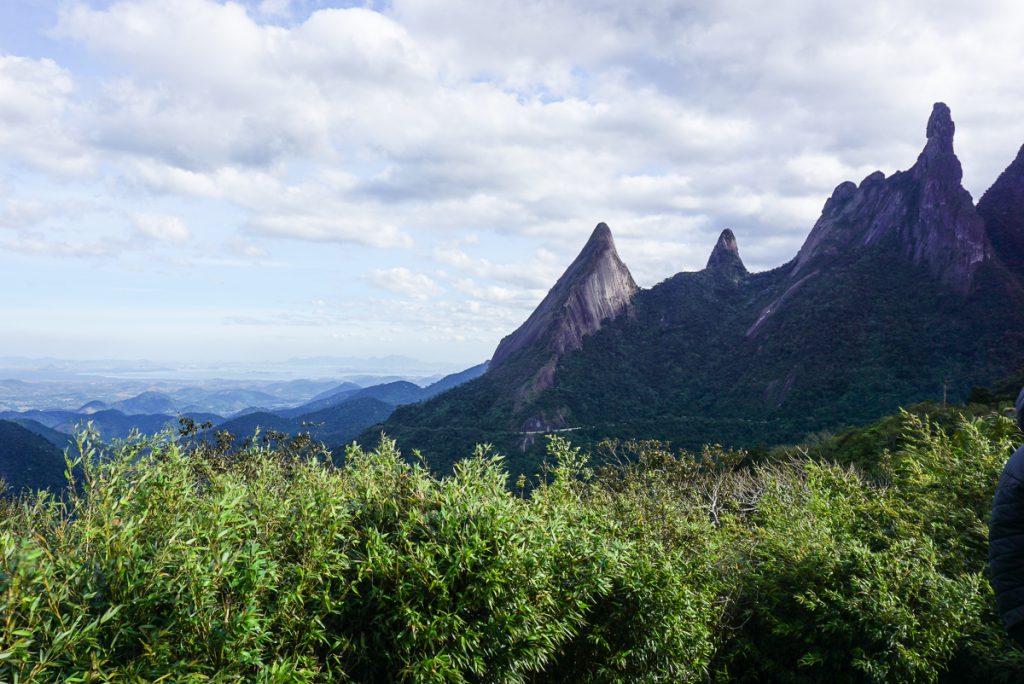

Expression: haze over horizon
xmin=0 ymin=352 xmax=475 ymax=381
xmin=3 ymin=0 xmax=1024 ymax=364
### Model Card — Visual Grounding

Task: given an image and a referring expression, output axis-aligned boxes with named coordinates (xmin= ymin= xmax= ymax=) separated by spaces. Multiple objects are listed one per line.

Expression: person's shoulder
xmin=1003 ymin=445 xmax=1024 ymax=486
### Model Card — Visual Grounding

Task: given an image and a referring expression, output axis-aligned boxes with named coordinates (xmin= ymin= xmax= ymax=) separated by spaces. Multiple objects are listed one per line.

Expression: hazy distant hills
xmin=374 ymin=103 xmax=1024 ymax=473
xmin=216 ymin=363 xmax=489 ymax=446
xmin=110 ymin=391 xmax=179 ymax=415
xmin=0 ymin=362 xmax=490 ymax=491
xmin=0 ymin=408 xmax=220 ymax=443
xmin=216 ymin=397 xmax=396 ymax=447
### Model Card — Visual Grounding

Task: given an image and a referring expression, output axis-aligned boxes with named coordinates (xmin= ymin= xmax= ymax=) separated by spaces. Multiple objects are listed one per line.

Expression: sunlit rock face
xmin=790 ymin=102 xmax=989 ymax=294
xmin=491 ymin=222 xmax=638 ymax=371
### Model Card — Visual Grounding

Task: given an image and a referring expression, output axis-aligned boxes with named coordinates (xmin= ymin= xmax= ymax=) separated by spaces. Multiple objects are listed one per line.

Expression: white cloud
xmin=367 ymin=267 xmax=443 ymax=299
xmin=132 ymin=212 xmax=191 ymax=243
xmin=250 ymin=215 xmax=413 ymax=248
xmin=449 ymin=277 xmax=543 ymax=307
xmin=0 ymin=199 xmax=52 ymax=229
xmin=221 ymin=237 xmax=269 ymax=260
xmin=55 ymin=1 xmax=431 ymax=171
xmin=4 ymin=0 xmax=1024 ymax=361
xmin=0 ymin=55 xmax=90 ymax=175
xmin=432 ymin=246 xmax=562 ymax=290
xmin=2 ymin=233 xmax=119 ymax=258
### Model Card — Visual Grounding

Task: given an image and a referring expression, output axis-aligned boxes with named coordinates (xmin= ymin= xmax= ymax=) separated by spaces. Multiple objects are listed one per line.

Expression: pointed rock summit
xmin=922 ymin=102 xmax=956 ymax=160
xmin=790 ymin=102 xmax=988 ymax=293
xmin=490 ymin=222 xmax=637 ymax=385
xmin=705 ymin=229 xmax=747 ymax=277
xmin=978 ymin=143 xmax=1024 ymax=279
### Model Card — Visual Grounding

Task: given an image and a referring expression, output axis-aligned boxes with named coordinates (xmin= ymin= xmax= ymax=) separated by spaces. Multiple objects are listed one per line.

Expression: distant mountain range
xmin=0 ymin=363 xmax=489 ymax=491
xmin=215 ymin=363 xmax=489 ymax=446
xmin=373 ymin=103 xmax=1024 ymax=474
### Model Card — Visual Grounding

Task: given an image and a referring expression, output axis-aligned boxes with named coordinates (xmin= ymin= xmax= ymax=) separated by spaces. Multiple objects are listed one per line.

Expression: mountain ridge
xmin=369 ymin=103 xmax=1024 ymax=474
xmin=790 ymin=102 xmax=989 ymax=293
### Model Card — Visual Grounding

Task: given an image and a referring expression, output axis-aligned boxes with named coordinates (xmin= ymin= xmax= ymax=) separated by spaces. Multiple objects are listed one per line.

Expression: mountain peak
xmin=790 ymin=102 xmax=988 ymax=293
xmin=925 ymin=102 xmax=954 ymax=150
xmin=490 ymin=222 xmax=637 ymax=394
xmin=567 ymin=222 xmax=617 ymax=265
xmin=588 ymin=221 xmax=613 ymax=245
xmin=705 ymin=228 xmax=747 ymax=276
xmin=915 ymin=101 xmax=961 ymax=182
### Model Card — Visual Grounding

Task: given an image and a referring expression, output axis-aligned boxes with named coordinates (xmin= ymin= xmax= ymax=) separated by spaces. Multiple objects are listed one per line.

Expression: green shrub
xmin=0 ymin=432 xmax=721 ymax=682
xmin=534 ymin=437 xmax=724 ymax=683
xmin=716 ymin=460 xmax=981 ymax=683
xmin=1 ymin=410 xmax=1020 ymax=682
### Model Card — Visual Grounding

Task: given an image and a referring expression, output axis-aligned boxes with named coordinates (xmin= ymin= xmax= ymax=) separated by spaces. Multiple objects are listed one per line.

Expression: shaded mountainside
xmin=372 ymin=103 xmax=1024 ymax=475
xmin=0 ymin=420 xmax=72 ymax=493
xmin=280 ymin=364 xmax=488 ymax=419
xmin=8 ymin=418 xmax=75 ymax=450
xmin=979 ymin=142 xmax=1024 ymax=280
xmin=0 ymin=408 xmax=214 ymax=441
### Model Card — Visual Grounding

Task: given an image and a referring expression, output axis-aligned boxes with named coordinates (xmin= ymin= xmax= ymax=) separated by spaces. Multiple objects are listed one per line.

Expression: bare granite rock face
xmin=705 ymin=228 xmax=748 ymax=279
xmin=791 ymin=103 xmax=989 ymax=293
xmin=490 ymin=222 xmax=638 ymax=375
xmin=978 ymin=143 xmax=1024 ymax=280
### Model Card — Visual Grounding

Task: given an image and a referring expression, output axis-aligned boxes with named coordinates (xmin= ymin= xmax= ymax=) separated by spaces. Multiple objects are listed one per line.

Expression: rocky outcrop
xmin=705 ymin=229 xmax=748 ymax=279
xmin=978 ymin=144 xmax=1024 ymax=280
xmin=791 ymin=103 xmax=989 ymax=293
xmin=490 ymin=222 xmax=637 ymax=375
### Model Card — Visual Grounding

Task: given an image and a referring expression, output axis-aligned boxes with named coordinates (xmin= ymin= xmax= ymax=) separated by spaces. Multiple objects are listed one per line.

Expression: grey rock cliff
xmin=490 ymin=222 xmax=638 ymax=375
xmin=791 ymin=102 xmax=989 ymax=293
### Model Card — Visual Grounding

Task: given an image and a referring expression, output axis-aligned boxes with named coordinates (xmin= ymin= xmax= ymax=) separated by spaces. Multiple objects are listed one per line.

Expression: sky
xmin=2 ymin=0 xmax=1024 ymax=369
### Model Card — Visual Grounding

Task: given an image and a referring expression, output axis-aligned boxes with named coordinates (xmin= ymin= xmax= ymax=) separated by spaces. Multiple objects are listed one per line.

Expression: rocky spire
xmin=789 ymin=102 xmax=989 ymax=293
xmin=490 ymin=222 xmax=637 ymax=392
xmin=922 ymin=102 xmax=956 ymax=161
xmin=901 ymin=102 xmax=989 ymax=288
xmin=705 ymin=229 xmax=747 ymax=277
xmin=978 ymin=143 xmax=1024 ymax=280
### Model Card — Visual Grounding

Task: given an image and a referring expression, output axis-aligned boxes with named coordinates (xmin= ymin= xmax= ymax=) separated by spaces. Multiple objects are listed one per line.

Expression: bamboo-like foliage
xmin=0 ymin=412 xmax=1020 ymax=682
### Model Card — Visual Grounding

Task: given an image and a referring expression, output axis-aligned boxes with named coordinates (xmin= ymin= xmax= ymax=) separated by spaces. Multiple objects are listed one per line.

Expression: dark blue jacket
xmin=990 ymin=388 xmax=1024 ymax=629
xmin=991 ymin=444 xmax=1024 ymax=628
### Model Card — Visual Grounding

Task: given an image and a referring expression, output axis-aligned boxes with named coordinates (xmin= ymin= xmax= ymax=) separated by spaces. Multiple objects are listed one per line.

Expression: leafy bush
xmin=534 ymin=437 xmax=723 ymax=683
xmin=1 ymin=432 xmax=721 ymax=682
xmin=717 ymin=461 xmax=981 ymax=683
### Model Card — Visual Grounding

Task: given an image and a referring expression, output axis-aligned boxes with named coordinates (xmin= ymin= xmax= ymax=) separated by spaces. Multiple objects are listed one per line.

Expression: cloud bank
xmin=1 ymin=0 xmax=1023 ymax=363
